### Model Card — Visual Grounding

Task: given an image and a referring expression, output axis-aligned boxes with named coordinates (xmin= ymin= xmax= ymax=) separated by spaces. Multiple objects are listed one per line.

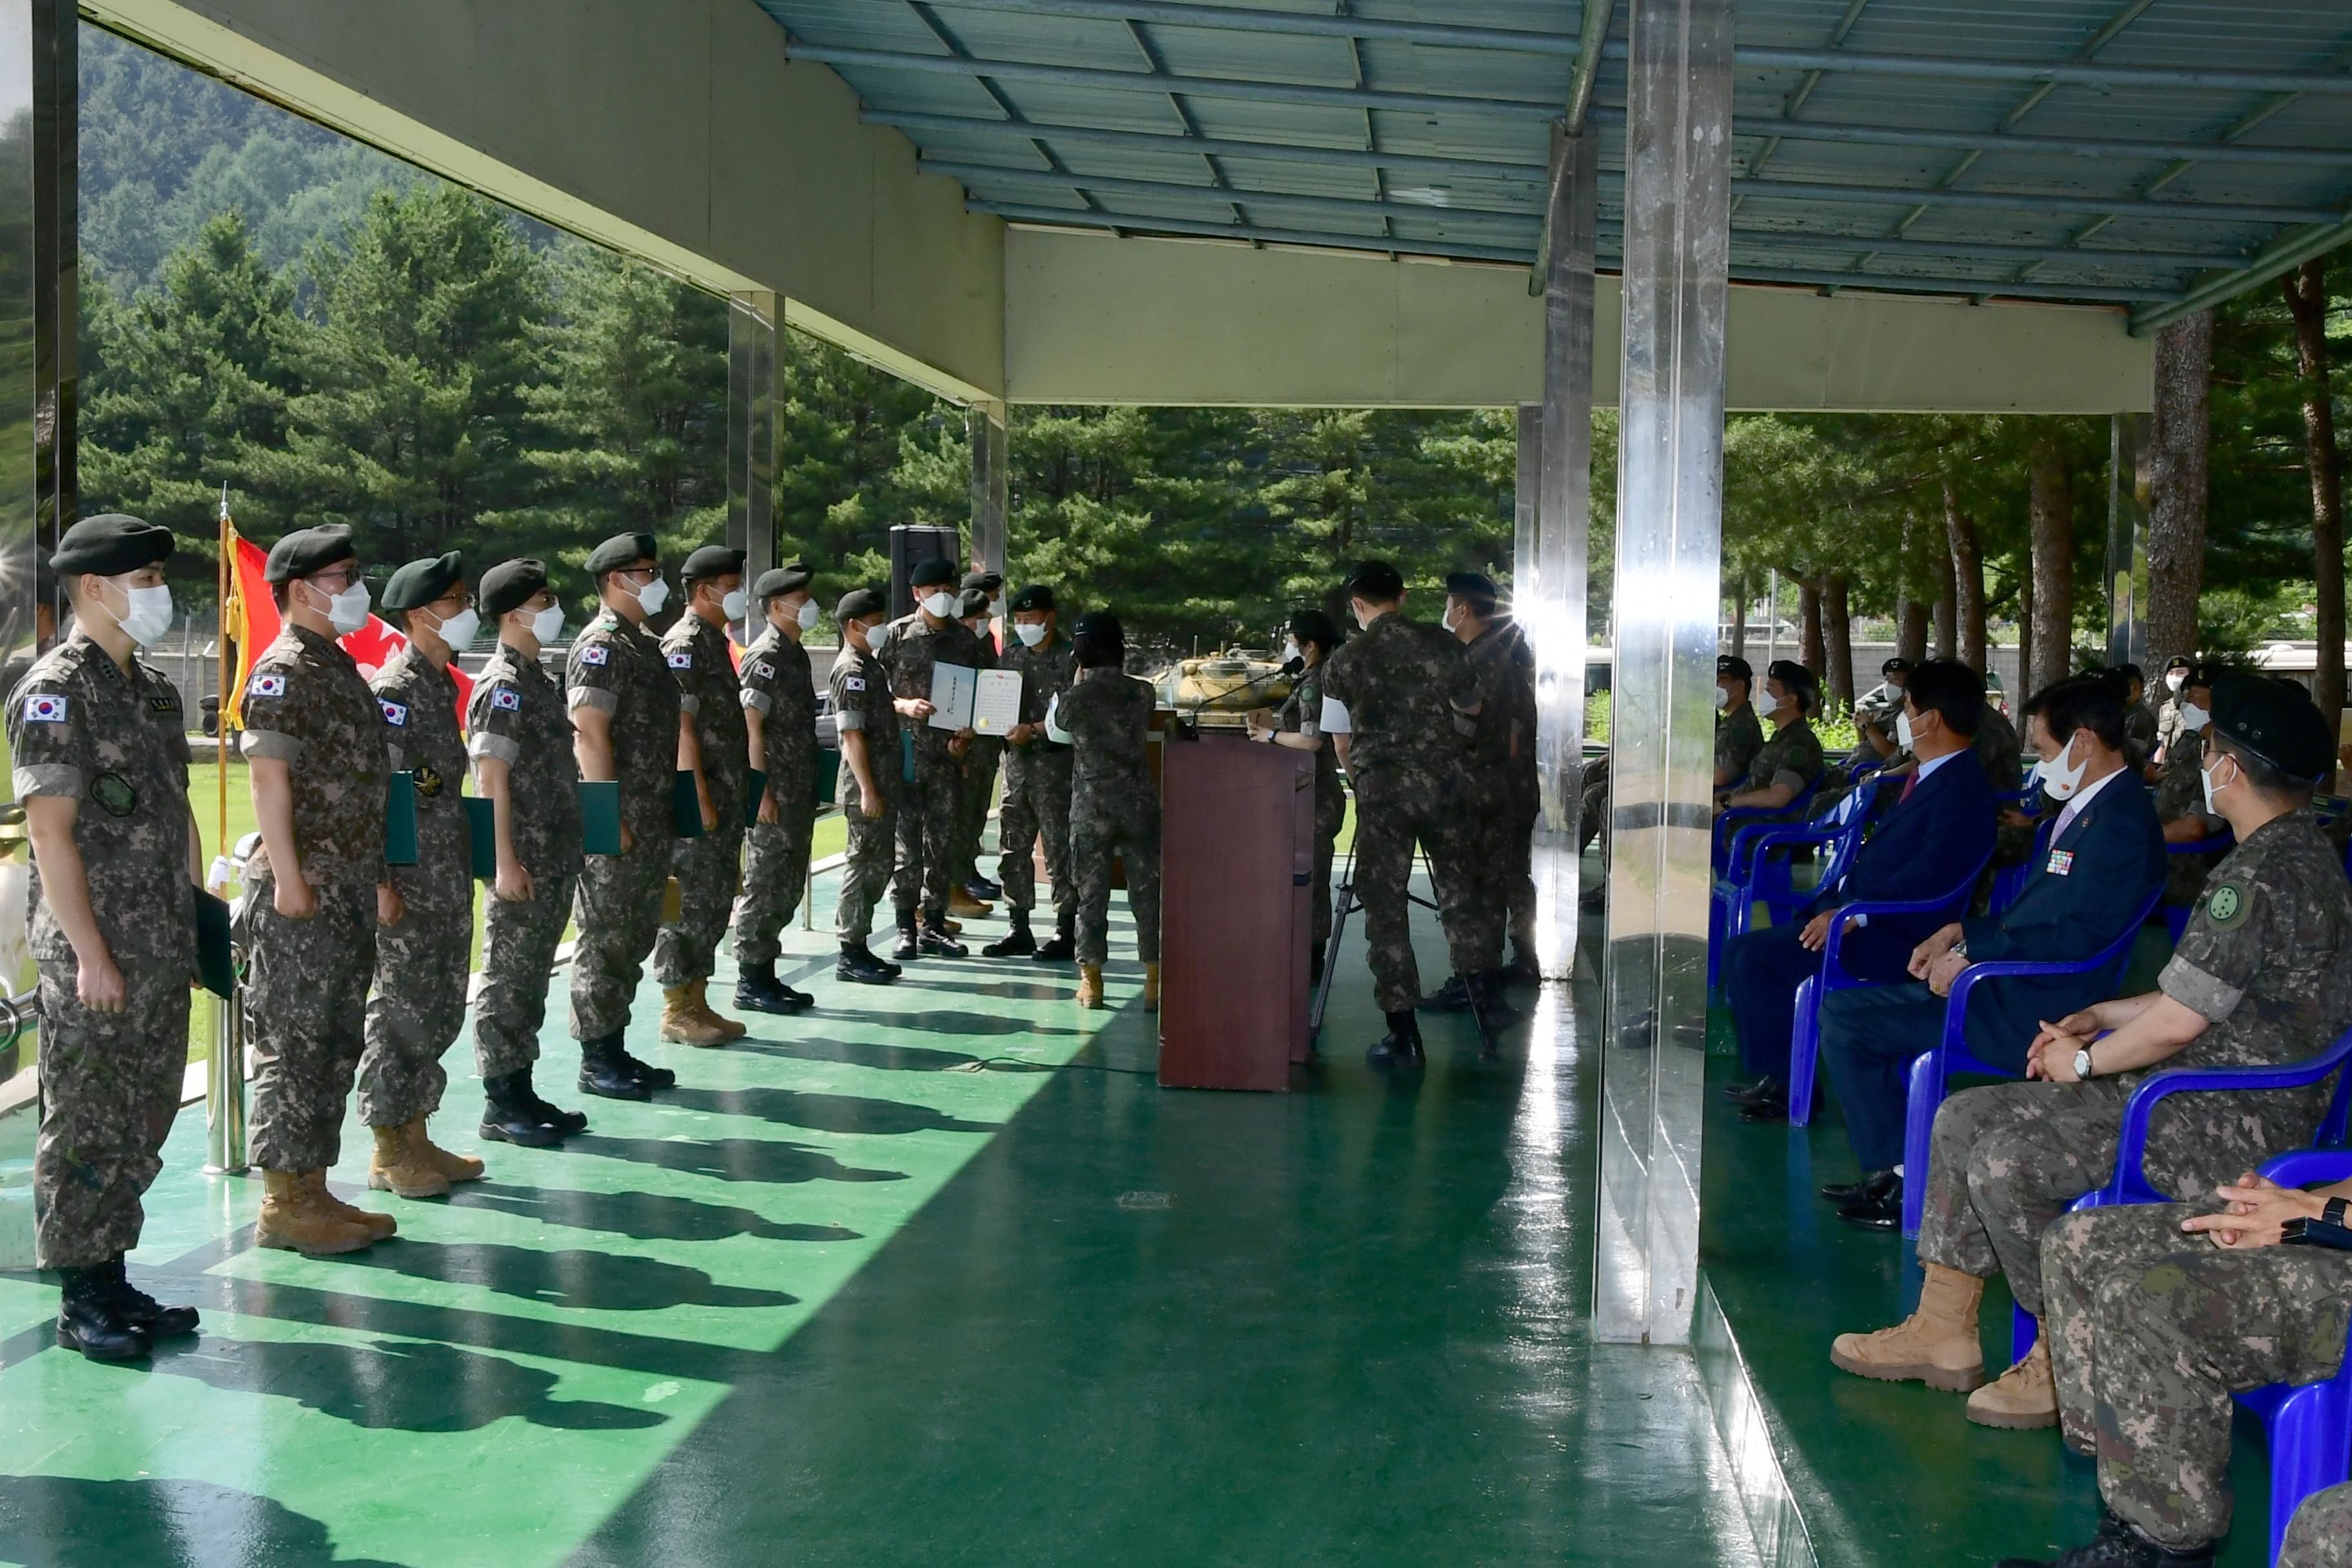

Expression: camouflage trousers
xmin=1921 ymin=1076 xmax=2310 ymax=1316
xmin=836 ymin=790 xmax=897 ymax=945
xmin=654 ymin=822 xmax=743 ymax=986
xmin=2040 ymin=1201 xmax=2352 ymax=1551
xmin=30 ymin=962 xmax=191 ymax=1268
xmin=893 ymin=752 xmax=963 ymax=921
xmin=1433 ymin=765 xmax=1530 ymax=973
xmin=732 ymin=786 xmax=815 ymax=967
xmin=570 ymin=833 xmax=669 ymax=1041
xmin=245 ymin=879 xmax=377 ymax=1172
xmin=998 ymin=748 xmax=1072 ymax=928
xmin=1071 ymin=784 xmax=1161 ymax=966
xmin=473 ymin=861 xmax=578 ymax=1079
xmin=357 ymin=897 xmax=471 ymax=1126
xmin=1309 ymin=787 xmax=1344 ymax=957
xmin=2282 ymin=1484 xmax=2352 ymax=1568
xmin=1352 ymin=773 xmax=1484 ymax=1015
xmin=955 ymin=737 xmax=1002 ymax=887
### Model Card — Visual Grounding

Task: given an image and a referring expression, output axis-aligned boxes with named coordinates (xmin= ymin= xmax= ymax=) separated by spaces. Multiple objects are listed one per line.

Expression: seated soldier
xmin=1831 ymin=674 xmax=2352 ymax=1433
xmin=1585 ymin=653 xmax=1767 ymax=911
xmin=2115 ymin=662 xmax=2159 ymax=773
xmin=1997 ymin=1167 xmax=2352 ymax=1568
xmin=2156 ymin=663 xmax=2228 ymax=908
xmin=1849 ymin=654 xmax=1911 ymax=768
xmin=1718 ymin=658 xmax=1825 ymax=819
xmin=1722 ymin=660 xmax=1997 ymax=1123
xmin=1810 ymin=676 xmax=2166 ymax=1230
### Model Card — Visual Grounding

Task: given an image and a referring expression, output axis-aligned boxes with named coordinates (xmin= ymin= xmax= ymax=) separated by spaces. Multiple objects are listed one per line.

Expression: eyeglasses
xmin=309 ymin=566 xmax=363 ymax=591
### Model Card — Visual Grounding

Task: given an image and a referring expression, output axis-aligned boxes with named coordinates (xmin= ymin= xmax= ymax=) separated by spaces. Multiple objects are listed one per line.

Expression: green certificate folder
xmin=385 ymin=772 xmax=420 ymax=866
xmin=463 ymin=796 xmax=496 ymax=879
xmin=817 ymin=746 xmax=841 ymax=805
xmin=743 ymin=768 xmax=767 ymax=828
xmin=672 ymin=770 xmax=705 ymax=839
xmin=577 ymin=780 xmax=623 ymax=856
xmin=194 ymin=888 xmax=235 ymax=999
xmin=900 ymin=730 xmax=916 ymax=783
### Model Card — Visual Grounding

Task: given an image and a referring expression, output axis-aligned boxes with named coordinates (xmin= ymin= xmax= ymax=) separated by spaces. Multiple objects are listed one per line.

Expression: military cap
xmin=585 ymin=532 xmax=658 ymax=580
xmin=957 ymin=587 xmax=990 ymax=619
xmin=2211 ymin=672 xmax=2335 ymax=781
xmin=50 ymin=513 xmax=174 ymax=576
xmin=264 ymin=524 xmax=357 ymax=584
xmin=2184 ymin=660 xmax=2224 ymax=689
xmin=682 ymin=544 xmax=745 ymax=582
xmin=837 ymin=587 xmax=888 ymax=623
xmin=1290 ymin=607 xmax=1342 ymax=651
xmin=910 ymin=558 xmax=957 ymax=589
xmin=1445 ymin=570 xmax=1499 ymax=600
xmin=480 ymin=558 xmax=550 ymax=618
xmin=1767 ymin=658 xmax=1819 ymax=694
xmin=754 ymin=564 xmax=812 ymax=602
xmin=961 ymin=569 xmax=1003 ymax=594
xmin=2165 ymin=654 xmax=2193 ymax=672
xmin=1717 ymin=654 xmax=1752 ymax=682
xmin=380 ymin=551 xmax=466 ymax=613
xmin=1010 ymin=583 xmax=1056 ymax=613
xmin=1346 ymin=559 xmax=1405 ymax=601
xmin=1072 ymin=611 xmax=1125 ymax=666
xmin=1882 ymin=656 xmax=1915 ymax=676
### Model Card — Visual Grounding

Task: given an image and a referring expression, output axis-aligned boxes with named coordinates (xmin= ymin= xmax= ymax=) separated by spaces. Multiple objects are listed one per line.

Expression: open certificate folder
xmin=926 ymin=662 xmax=1023 ymax=735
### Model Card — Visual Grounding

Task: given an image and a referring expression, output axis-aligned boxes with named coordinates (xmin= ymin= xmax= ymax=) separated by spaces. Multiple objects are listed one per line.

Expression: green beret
xmin=959 ymin=587 xmax=992 ymax=618
xmin=1346 ymin=560 xmax=1404 ymax=600
xmin=480 ymin=558 xmax=549 ymax=619
xmin=961 ymin=569 xmax=1003 ymax=594
xmin=2211 ymin=672 xmax=2334 ymax=781
xmin=836 ymin=587 xmax=888 ymax=622
xmin=755 ymin=564 xmax=812 ymax=601
xmin=682 ymin=544 xmax=745 ymax=582
xmin=1010 ymin=584 xmax=1056 ymax=613
xmin=380 ymin=551 xmax=465 ymax=613
xmin=264 ymin=524 xmax=357 ymax=585
xmin=1445 ymin=570 xmax=1498 ymax=600
xmin=584 ymin=533 xmax=658 ymax=580
xmin=910 ymin=558 xmax=957 ymax=589
xmin=51 ymin=513 xmax=173 ymax=577
xmin=1718 ymin=654 xmax=1752 ymax=681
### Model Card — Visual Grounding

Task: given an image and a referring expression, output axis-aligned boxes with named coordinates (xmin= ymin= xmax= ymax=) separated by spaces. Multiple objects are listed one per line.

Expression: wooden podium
xmin=1157 ymin=732 xmax=1314 ymax=1090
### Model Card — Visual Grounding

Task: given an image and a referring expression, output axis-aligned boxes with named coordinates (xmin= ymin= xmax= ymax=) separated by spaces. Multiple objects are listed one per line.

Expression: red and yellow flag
xmin=220 ymin=526 xmax=277 ymax=730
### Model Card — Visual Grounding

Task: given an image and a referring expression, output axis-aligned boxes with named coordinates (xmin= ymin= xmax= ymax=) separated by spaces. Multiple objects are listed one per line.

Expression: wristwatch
xmin=2073 ymin=1045 xmax=2095 ymax=1081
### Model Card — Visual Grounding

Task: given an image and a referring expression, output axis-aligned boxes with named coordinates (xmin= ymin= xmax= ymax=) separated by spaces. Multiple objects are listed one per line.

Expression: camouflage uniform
xmin=1317 ymin=613 xmax=1482 ymax=1014
xmin=872 ymin=612 xmax=988 ymax=923
xmin=1732 ymin=716 xmax=1825 ymax=814
xmin=2156 ymin=696 xmax=2186 ymax=759
xmin=1716 ymin=701 xmax=1766 ymax=789
xmin=1456 ymin=619 xmax=1538 ymax=963
xmin=467 ymin=640 xmax=581 ymax=1079
xmin=239 ymin=626 xmax=389 ymax=1173
xmin=830 ymin=641 xmax=899 ymax=943
xmin=1918 ymin=808 xmax=2352 ymax=1315
xmin=1277 ymin=660 xmax=1348 ymax=957
xmin=2122 ymin=698 xmax=2161 ymax=772
xmin=732 ymin=625 xmax=818 ymax=967
xmin=566 ymin=607 xmax=678 ymax=1041
xmin=8 ymin=632 xmax=196 ymax=1268
xmin=357 ymin=648 xmax=473 ymax=1128
xmin=2155 ymin=725 xmax=2228 ymax=906
xmin=2040 ymin=1201 xmax=2352 ymax=1552
xmin=957 ymin=719 xmax=1003 ymax=894
xmin=998 ymin=632 xmax=1077 ymax=931
xmin=1061 ymin=670 xmax=1161 ymax=966
xmin=1974 ymin=705 xmax=2027 ymax=792
xmin=652 ymin=613 xmax=747 ymax=988
xmin=2282 ymin=1484 xmax=2352 ymax=1568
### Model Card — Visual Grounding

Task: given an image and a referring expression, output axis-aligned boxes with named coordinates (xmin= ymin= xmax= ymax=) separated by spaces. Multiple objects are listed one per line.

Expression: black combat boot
xmin=891 ymin=913 xmax=921 ymax=961
xmin=55 ymin=1266 xmax=149 ymax=1362
xmin=983 ymin=908 xmax=1037 ymax=957
xmin=480 ymin=1072 xmax=567 ymax=1146
xmin=1473 ymin=969 xmax=1523 ymax=1030
xmin=1032 ymin=921 xmax=1076 ymax=963
xmin=1498 ymin=942 xmax=1543 ymax=987
xmin=1366 ymin=1010 xmax=1426 ymax=1067
xmin=917 ymin=911 xmax=968 ymax=958
xmin=966 ymin=874 xmax=1003 ymax=902
xmin=734 ymin=960 xmax=812 ymax=1015
xmin=616 ymin=1042 xmax=675 ymax=1091
xmin=101 ymin=1257 xmax=199 ymax=1339
xmin=1995 ymin=1509 xmax=2216 ymax=1568
xmin=577 ymin=1034 xmax=652 ymax=1101
xmin=518 ymin=1067 xmax=588 ymax=1135
xmin=1420 ymin=973 xmax=1472 ymax=1012
xmin=837 ymin=941 xmax=899 ymax=985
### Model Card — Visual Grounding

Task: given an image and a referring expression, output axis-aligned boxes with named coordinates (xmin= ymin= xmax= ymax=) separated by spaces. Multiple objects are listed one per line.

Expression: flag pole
xmin=208 ymin=482 xmax=246 ymax=1174
xmin=215 ymin=484 xmax=230 ymax=879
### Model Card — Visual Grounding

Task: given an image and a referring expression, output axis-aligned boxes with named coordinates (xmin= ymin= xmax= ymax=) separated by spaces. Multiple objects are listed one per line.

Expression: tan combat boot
xmin=255 ymin=1169 xmax=375 ymax=1255
xmin=369 ymin=1122 xmax=451 ymax=1199
xmin=948 ymin=887 xmax=993 ymax=919
xmin=407 ymin=1119 xmax=484 ymax=1186
xmin=1077 ymin=964 xmax=1105 ymax=1009
xmin=1828 ymin=1262 xmax=1986 ymax=1391
xmin=689 ymin=979 xmax=746 ymax=1040
xmin=1142 ymin=963 xmax=1161 ymax=1013
xmin=660 ymin=985 xmax=730 ymax=1046
xmin=1967 ymin=1339 xmax=2059 ymax=1429
xmin=308 ymin=1170 xmax=397 ymax=1240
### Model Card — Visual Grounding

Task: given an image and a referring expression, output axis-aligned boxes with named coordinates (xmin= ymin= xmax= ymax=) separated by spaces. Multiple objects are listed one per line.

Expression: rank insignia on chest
xmin=668 ymin=650 xmax=694 ymax=670
xmin=751 ymin=660 xmax=774 ymax=680
xmin=90 ymin=772 xmax=135 ymax=816
xmin=490 ymin=687 xmax=521 ymax=712
xmin=380 ymin=700 xmax=409 ymax=727
xmin=579 ymin=644 xmax=609 ymax=667
xmin=148 ymin=694 xmax=177 ymax=713
xmin=2044 ymin=848 xmax=2074 ymax=877
xmin=21 ymin=693 xmax=66 ymax=723
xmin=249 ymin=673 xmax=286 ymax=699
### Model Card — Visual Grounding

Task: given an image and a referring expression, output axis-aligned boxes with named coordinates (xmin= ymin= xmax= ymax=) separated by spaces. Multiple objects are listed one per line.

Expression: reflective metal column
xmin=2106 ymin=413 xmax=2151 ymax=670
xmin=969 ymin=400 xmax=1008 ymax=578
xmin=726 ymin=290 xmax=778 ymax=599
xmin=1594 ymin=0 xmax=1732 ymax=1348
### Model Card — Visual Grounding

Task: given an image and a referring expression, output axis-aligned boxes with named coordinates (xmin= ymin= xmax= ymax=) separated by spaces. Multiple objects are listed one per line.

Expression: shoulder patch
xmin=490 ymin=686 xmax=522 ymax=713
xmin=750 ymin=660 xmax=775 ymax=681
xmin=843 ymin=675 xmax=866 ymax=692
xmin=579 ymin=644 xmax=610 ymax=667
xmin=380 ymin=699 xmax=409 ymax=727
xmin=2204 ymin=881 xmax=2249 ymax=928
xmin=248 ymin=672 xmax=286 ymax=700
xmin=21 ymin=692 xmax=66 ymax=723
xmin=667 ymin=649 xmax=694 ymax=670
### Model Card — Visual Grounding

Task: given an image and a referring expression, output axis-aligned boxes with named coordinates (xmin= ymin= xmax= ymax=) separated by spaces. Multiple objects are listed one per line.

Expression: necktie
xmin=1898 ymin=772 xmax=1918 ymax=805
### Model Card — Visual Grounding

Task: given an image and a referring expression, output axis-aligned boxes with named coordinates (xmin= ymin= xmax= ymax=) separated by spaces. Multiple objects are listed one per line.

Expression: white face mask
xmin=795 ymin=598 xmax=820 ymax=632
xmin=1441 ymin=603 xmax=1459 ymax=633
xmin=1896 ymin=710 xmax=1917 ymax=752
xmin=1015 ymin=620 xmax=1048 ymax=647
xmin=922 ymin=591 xmax=957 ymax=619
xmin=633 ymin=576 xmax=669 ymax=616
xmin=2037 ymin=736 xmax=2091 ymax=801
xmin=108 ymin=579 xmax=173 ymax=647
xmin=721 ymin=587 xmax=749 ymax=622
xmin=320 ymin=577 xmax=371 ymax=636
xmin=2166 ymin=670 xmax=2188 ymax=692
xmin=530 ymin=604 xmax=564 ymax=644
xmin=1284 ymin=639 xmax=1302 ymax=665
xmin=990 ymin=596 xmax=1006 ymax=620
xmin=2200 ymin=753 xmax=2235 ymax=815
xmin=431 ymin=605 xmax=479 ymax=651
xmin=2179 ymin=701 xmax=2210 ymax=733
xmin=1713 ymin=685 xmax=1730 ymax=712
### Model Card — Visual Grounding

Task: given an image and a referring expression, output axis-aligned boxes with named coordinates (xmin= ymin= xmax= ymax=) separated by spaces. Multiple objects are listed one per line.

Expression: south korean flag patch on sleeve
xmin=578 ymin=645 xmax=609 ymax=667
xmin=248 ymin=672 xmax=286 ymax=700
xmin=667 ymin=649 xmax=694 ymax=671
xmin=490 ymin=686 xmax=521 ymax=713
xmin=750 ymin=660 xmax=775 ymax=681
xmin=21 ymin=692 xmax=66 ymax=723
xmin=380 ymin=700 xmax=409 ymax=727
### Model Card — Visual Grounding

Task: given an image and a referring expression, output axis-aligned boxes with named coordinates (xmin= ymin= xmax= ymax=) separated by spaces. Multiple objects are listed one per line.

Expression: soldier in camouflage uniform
xmin=1317 ymin=560 xmax=1491 ymax=1064
xmin=1250 ymin=607 xmax=1346 ymax=981
xmin=952 ymin=571 xmax=1006 ymax=914
xmin=2156 ymin=664 xmax=2226 ymax=907
xmin=1714 ymin=655 xmax=1768 ymax=794
xmin=731 ymin=564 xmax=821 ymax=1014
xmin=239 ymin=524 xmax=397 ymax=1256
xmin=10 ymin=515 xmax=202 ymax=1359
xmin=567 ymin=533 xmax=681 ymax=1099
xmin=2282 ymin=1484 xmax=2352 ymax=1568
xmin=1719 ymin=660 xmax=1826 ymax=818
xmin=358 ymin=553 xmax=485 ymax=1200
xmin=1834 ymin=675 xmax=2352 ymax=1438
xmin=828 ymin=589 xmax=903 ymax=983
xmin=651 ymin=545 xmax=750 ymax=1046
xmin=985 ymin=583 xmax=1078 ymax=961
xmin=2154 ymin=654 xmax=2194 ymax=761
xmin=1054 ymin=612 xmax=1161 ymax=1011
xmin=1453 ymin=574 xmax=1541 ymax=985
xmin=874 ymin=557 xmax=989 ymax=959
xmin=466 ymin=558 xmax=586 ymax=1147
xmin=2116 ymin=663 xmax=2160 ymax=773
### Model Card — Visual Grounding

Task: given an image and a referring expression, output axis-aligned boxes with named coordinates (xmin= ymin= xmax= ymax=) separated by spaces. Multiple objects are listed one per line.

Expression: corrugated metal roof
xmin=756 ymin=0 xmax=2352 ymax=326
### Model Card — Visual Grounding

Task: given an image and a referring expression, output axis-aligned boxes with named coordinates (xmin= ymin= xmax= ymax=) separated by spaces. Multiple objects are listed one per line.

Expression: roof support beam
xmin=2132 ymin=217 xmax=2352 ymax=333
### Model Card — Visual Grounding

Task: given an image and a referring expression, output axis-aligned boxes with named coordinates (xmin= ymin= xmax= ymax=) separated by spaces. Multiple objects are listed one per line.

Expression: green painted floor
xmin=0 ymin=865 xmax=1765 ymax=1567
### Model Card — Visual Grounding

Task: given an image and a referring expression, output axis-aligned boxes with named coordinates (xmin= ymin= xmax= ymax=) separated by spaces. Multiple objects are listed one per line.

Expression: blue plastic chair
xmin=1785 ymin=845 xmax=1994 ymax=1128
xmin=1899 ymin=882 xmax=2168 ymax=1237
xmin=1708 ymin=788 xmax=1877 ymax=990
xmin=1984 ymin=818 xmax=2057 ymax=920
xmin=1712 ymin=775 xmax=1824 ymax=877
xmin=2161 ymin=832 xmax=2236 ymax=943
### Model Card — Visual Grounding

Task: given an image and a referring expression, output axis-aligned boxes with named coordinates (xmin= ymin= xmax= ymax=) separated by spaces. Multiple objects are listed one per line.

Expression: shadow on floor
xmin=0 ymin=1473 xmax=402 ymax=1567
xmin=816 ymin=1008 xmax=1081 ymax=1039
xmin=562 ymin=1133 xmax=907 ymax=1187
xmin=663 ymin=1086 xmax=1002 ymax=1136
xmin=150 ymin=1335 xmax=667 ymax=1433
xmin=447 ymin=1182 xmax=861 ymax=1244
xmin=315 ymin=1239 xmax=798 ymax=1313
xmin=730 ymin=1036 xmax=983 ymax=1073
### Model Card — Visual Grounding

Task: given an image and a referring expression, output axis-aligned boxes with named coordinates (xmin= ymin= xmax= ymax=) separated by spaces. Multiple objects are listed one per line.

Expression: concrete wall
xmin=1004 ymin=227 xmax=2158 ymax=414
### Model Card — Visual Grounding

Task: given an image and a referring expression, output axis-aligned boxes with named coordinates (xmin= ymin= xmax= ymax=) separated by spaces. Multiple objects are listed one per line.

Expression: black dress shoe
xmin=55 ymin=1268 xmax=149 ymax=1362
xmin=578 ymin=1037 xmax=652 ymax=1101
xmin=1737 ymin=1092 xmax=1789 ymax=1125
xmin=1032 ymin=930 xmax=1075 ymax=963
xmin=1838 ymin=1183 xmax=1904 ymax=1232
xmin=837 ymin=943 xmax=899 ymax=985
xmin=1819 ymin=1169 xmax=1898 ymax=1206
xmin=103 ymin=1259 xmax=198 ymax=1339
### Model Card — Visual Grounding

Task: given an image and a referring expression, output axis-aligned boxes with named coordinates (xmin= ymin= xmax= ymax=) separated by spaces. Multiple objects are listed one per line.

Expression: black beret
xmin=1882 ymin=656 xmax=1915 ymax=675
xmin=51 ymin=513 xmax=173 ymax=577
xmin=2166 ymin=655 xmax=2193 ymax=672
xmin=1767 ymin=658 xmax=1819 ymax=692
xmin=1289 ymin=608 xmax=1342 ymax=650
xmin=755 ymin=564 xmax=812 ymax=601
xmin=585 ymin=533 xmax=658 ymax=580
xmin=480 ymin=558 xmax=549 ymax=618
xmin=1072 ymin=611 xmax=1124 ymax=643
xmin=1718 ymin=654 xmax=1752 ymax=681
xmin=910 ymin=558 xmax=957 ymax=589
xmin=1010 ymin=584 xmax=1056 ymax=613
xmin=1346 ymin=559 xmax=1404 ymax=600
xmin=837 ymin=587 xmax=888 ymax=623
xmin=2211 ymin=672 xmax=2335 ymax=781
xmin=2185 ymin=661 xmax=2224 ymax=689
xmin=961 ymin=570 xmax=1003 ymax=594
xmin=264 ymin=524 xmax=357 ymax=585
xmin=959 ymin=587 xmax=992 ymax=618
xmin=1445 ymin=571 xmax=1499 ymax=600
xmin=683 ymin=544 xmax=744 ymax=582
xmin=380 ymin=551 xmax=465 ymax=613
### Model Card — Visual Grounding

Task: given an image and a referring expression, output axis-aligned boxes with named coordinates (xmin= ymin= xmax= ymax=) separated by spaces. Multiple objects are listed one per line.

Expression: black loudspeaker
xmin=888 ymin=525 xmax=959 ymax=619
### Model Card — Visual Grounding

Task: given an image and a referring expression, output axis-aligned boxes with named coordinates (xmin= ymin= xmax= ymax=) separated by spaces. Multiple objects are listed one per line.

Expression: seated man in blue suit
xmin=1815 ymin=674 xmax=2166 ymax=1230
xmin=1723 ymin=659 xmax=1998 ymax=1124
